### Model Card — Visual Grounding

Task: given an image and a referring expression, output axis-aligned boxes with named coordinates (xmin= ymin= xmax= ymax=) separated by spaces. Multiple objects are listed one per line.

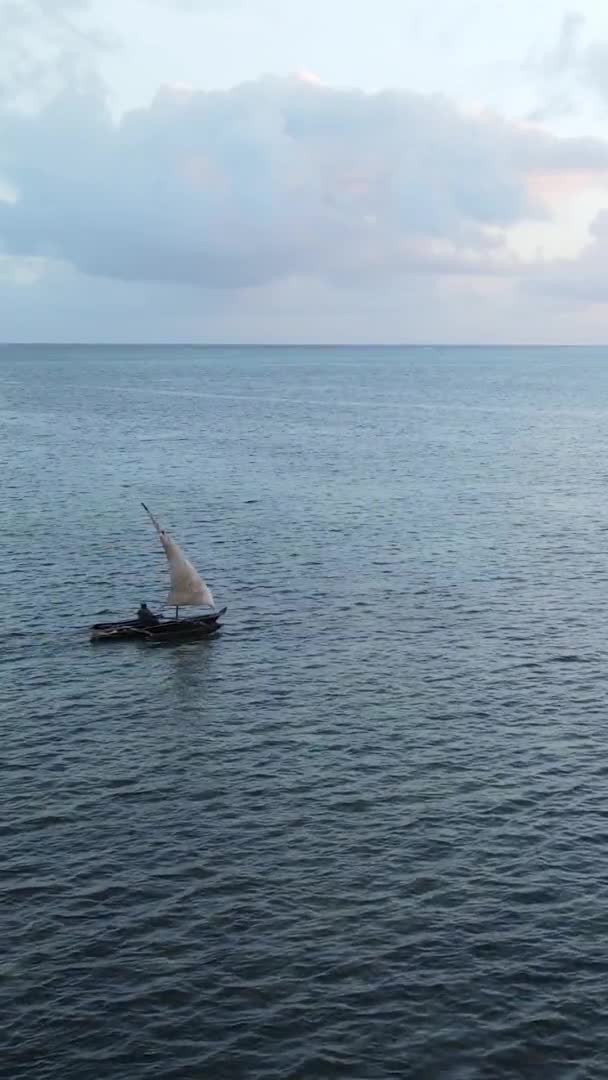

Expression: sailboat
xmin=90 ymin=504 xmax=226 ymax=642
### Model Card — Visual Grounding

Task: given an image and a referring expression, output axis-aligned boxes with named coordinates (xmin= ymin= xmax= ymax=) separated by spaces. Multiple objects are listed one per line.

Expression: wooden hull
xmin=90 ymin=607 xmax=226 ymax=642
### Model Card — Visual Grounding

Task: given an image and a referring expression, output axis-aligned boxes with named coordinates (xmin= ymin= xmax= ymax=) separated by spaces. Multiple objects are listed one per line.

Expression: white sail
xmin=142 ymin=504 xmax=215 ymax=609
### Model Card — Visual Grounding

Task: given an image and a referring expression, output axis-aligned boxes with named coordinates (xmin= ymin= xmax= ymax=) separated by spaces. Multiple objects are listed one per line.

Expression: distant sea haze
xmin=3 ymin=344 xmax=608 ymax=1079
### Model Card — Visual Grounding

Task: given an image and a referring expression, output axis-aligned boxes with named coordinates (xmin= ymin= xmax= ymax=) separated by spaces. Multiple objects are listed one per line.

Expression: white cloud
xmin=2 ymin=76 xmax=608 ymax=297
xmin=0 ymin=253 xmax=48 ymax=285
xmin=0 ymin=0 xmax=113 ymax=110
xmin=5 ymin=1 xmax=608 ymax=341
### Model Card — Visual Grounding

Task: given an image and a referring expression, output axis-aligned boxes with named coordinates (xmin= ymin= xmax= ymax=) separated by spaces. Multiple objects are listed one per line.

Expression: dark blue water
xmin=3 ymin=344 xmax=608 ymax=1079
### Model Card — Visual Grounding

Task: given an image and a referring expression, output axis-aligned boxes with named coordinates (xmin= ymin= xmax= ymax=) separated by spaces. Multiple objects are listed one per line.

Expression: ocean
xmin=3 ymin=344 xmax=608 ymax=1079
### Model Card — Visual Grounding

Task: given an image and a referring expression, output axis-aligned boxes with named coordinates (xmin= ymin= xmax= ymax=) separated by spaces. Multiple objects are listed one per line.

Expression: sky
xmin=4 ymin=0 xmax=608 ymax=342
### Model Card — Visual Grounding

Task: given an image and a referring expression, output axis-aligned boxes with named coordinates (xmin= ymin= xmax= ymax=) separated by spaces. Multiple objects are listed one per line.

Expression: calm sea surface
xmin=3 ymin=344 xmax=608 ymax=1079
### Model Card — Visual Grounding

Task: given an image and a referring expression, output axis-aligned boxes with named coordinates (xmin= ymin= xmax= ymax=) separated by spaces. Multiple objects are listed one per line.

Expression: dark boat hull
xmin=90 ymin=607 xmax=226 ymax=642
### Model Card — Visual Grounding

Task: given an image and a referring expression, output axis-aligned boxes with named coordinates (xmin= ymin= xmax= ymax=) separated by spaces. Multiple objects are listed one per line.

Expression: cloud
xmin=530 ymin=209 xmax=608 ymax=303
xmin=526 ymin=11 xmax=608 ymax=119
xmin=4 ymin=254 xmax=604 ymax=345
xmin=0 ymin=0 xmax=113 ymax=109
xmin=0 ymin=253 xmax=47 ymax=285
xmin=581 ymin=42 xmax=608 ymax=103
xmin=538 ymin=11 xmax=586 ymax=78
xmin=2 ymin=74 xmax=608 ymax=296
xmin=523 ymin=11 xmax=589 ymax=123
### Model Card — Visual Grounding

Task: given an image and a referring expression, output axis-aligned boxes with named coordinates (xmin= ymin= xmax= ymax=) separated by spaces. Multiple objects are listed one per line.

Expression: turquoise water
xmin=4 ymin=345 xmax=608 ymax=1079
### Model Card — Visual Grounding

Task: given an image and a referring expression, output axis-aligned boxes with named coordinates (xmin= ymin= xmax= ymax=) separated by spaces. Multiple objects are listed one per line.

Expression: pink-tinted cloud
xmin=2 ymin=75 xmax=608 ymax=294
xmin=531 ymin=209 xmax=608 ymax=303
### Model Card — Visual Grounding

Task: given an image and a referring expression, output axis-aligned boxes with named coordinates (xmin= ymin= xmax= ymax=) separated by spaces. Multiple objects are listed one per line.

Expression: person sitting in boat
xmin=137 ymin=602 xmax=159 ymax=627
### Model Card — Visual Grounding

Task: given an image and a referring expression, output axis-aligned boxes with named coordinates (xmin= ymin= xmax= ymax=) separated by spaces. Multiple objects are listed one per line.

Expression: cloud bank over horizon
xmin=3 ymin=1 xmax=608 ymax=342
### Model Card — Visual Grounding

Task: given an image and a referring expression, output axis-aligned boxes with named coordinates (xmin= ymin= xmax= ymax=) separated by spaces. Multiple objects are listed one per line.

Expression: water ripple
xmin=4 ymin=345 xmax=608 ymax=1078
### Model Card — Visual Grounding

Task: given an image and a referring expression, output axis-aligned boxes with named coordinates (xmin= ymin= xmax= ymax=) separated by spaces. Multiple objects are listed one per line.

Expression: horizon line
xmin=2 ymin=342 xmax=608 ymax=349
